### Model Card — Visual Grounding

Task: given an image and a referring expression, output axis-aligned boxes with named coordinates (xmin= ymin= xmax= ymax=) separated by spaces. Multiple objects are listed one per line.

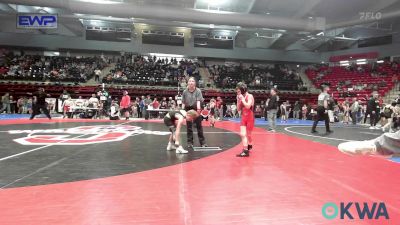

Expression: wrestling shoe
xmin=248 ymin=144 xmax=253 ymax=151
xmin=338 ymin=140 xmax=377 ymax=155
xmin=176 ymin=146 xmax=188 ymax=154
xmin=236 ymin=149 xmax=249 ymax=157
xmin=166 ymin=142 xmax=176 ymax=151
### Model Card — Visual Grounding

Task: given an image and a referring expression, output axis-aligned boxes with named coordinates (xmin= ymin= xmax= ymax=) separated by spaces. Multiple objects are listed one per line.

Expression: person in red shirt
xmin=236 ymin=82 xmax=255 ymax=157
xmin=152 ymin=97 xmax=160 ymax=118
xmin=152 ymin=98 xmax=160 ymax=109
xmin=120 ymin=90 xmax=131 ymax=120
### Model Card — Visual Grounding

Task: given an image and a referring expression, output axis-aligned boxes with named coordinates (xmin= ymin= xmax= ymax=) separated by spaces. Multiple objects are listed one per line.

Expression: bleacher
xmin=103 ymin=55 xmax=201 ymax=87
xmin=208 ymin=64 xmax=304 ymax=91
xmin=306 ymin=62 xmax=400 ymax=102
xmin=0 ymin=54 xmax=106 ymax=83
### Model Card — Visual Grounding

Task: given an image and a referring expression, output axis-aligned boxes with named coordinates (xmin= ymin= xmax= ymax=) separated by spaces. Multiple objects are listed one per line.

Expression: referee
xmin=311 ymin=84 xmax=333 ymax=134
xmin=28 ymin=87 xmax=52 ymax=120
xmin=182 ymin=77 xmax=207 ymax=149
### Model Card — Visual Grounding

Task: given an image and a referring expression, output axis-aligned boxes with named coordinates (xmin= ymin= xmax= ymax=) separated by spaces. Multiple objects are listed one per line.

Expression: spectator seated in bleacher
xmin=103 ymin=54 xmax=201 ymax=87
xmin=0 ymin=51 xmax=106 ymax=83
xmin=306 ymin=60 xmax=400 ymax=103
xmin=207 ymin=63 xmax=304 ymax=91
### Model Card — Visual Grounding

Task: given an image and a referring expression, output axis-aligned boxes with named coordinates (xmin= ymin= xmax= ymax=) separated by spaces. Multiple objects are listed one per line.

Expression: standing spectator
xmin=26 ymin=98 xmax=33 ymax=114
xmin=209 ymin=98 xmax=216 ymax=127
xmin=182 ymin=77 xmax=206 ymax=148
xmin=0 ymin=93 xmax=10 ymax=114
xmin=216 ymin=97 xmax=223 ymax=120
xmin=231 ymin=103 xmax=237 ymax=118
xmin=62 ymin=96 xmax=73 ymax=119
xmin=144 ymin=95 xmax=152 ymax=120
xmin=9 ymin=95 xmax=16 ymax=114
xmin=342 ymin=100 xmax=350 ymax=124
xmin=280 ymin=102 xmax=287 ymax=122
xmin=130 ymin=99 xmax=138 ymax=118
xmin=311 ymin=84 xmax=332 ymax=134
xmin=293 ymin=101 xmax=301 ymax=119
xmin=328 ymin=97 xmax=336 ymax=123
xmin=60 ymin=90 xmax=70 ymax=105
xmin=17 ymin=96 xmax=24 ymax=114
xmin=139 ymin=96 xmax=145 ymax=118
xmin=266 ymin=88 xmax=279 ymax=132
xmin=302 ymin=103 xmax=308 ymax=120
xmin=350 ymin=98 xmax=360 ymax=125
xmin=120 ymin=90 xmax=131 ymax=120
xmin=285 ymin=101 xmax=291 ymax=120
xmin=365 ymin=93 xmax=379 ymax=129
xmin=94 ymin=68 xmax=101 ymax=83
xmin=152 ymin=97 xmax=160 ymax=118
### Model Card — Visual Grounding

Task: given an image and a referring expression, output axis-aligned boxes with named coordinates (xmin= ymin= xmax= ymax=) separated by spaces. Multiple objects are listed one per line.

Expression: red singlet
xmin=238 ymin=94 xmax=255 ymax=131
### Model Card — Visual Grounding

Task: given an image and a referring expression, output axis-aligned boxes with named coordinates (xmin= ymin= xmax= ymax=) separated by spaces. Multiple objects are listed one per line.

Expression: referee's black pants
xmin=30 ymin=103 xmax=51 ymax=120
xmin=311 ymin=106 xmax=330 ymax=132
xmin=186 ymin=114 xmax=205 ymax=146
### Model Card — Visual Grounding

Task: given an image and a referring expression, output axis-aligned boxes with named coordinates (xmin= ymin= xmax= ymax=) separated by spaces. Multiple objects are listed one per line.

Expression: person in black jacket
xmin=364 ymin=93 xmax=379 ymax=129
xmin=266 ymin=88 xmax=279 ymax=132
xmin=28 ymin=88 xmax=52 ymax=120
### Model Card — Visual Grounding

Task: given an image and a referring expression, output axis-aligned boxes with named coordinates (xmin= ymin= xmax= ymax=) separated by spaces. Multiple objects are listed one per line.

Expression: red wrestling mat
xmin=0 ymin=119 xmax=399 ymax=225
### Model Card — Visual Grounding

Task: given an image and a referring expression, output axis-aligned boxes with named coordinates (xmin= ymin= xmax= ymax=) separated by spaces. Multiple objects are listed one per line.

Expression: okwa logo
xmin=9 ymin=125 xmax=170 ymax=145
xmin=322 ymin=202 xmax=389 ymax=220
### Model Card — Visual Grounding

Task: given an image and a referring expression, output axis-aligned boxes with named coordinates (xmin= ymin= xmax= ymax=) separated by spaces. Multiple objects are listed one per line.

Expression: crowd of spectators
xmin=103 ymin=54 xmax=202 ymax=88
xmin=0 ymin=50 xmax=106 ymax=83
xmin=207 ymin=64 xmax=305 ymax=91
xmin=306 ymin=61 xmax=400 ymax=99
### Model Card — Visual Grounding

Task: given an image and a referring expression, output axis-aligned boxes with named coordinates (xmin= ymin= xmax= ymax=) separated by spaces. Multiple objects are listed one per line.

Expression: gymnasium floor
xmin=0 ymin=116 xmax=399 ymax=224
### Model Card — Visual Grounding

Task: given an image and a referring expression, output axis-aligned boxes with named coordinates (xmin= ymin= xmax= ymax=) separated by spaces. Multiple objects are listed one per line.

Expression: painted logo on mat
xmin=8 ymin=125 xmax=170 ymax=145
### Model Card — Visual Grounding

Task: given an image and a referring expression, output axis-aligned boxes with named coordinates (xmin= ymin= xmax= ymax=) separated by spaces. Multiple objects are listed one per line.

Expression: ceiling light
xmin=266 ymin=12 xmax=270 ymax=15
xmin=209 ymin=24 xmax=215 ymax=28
xmin=308 ymin=16 xmax=313 ymax=19
xmin=377 ymin=60 xmax=384 ymax=63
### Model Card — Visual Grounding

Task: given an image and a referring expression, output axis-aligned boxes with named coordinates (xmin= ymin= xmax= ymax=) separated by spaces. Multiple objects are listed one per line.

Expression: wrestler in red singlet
xmin=236 ymin=82 xmax=255 ymax=157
